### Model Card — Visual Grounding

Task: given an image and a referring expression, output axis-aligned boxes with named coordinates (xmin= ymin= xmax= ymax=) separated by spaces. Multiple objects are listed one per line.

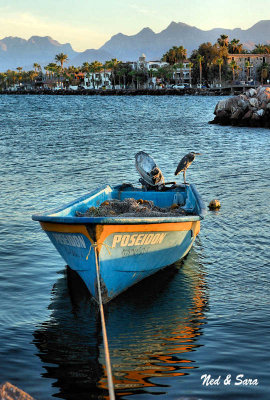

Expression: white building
xmin=80 ymin=54 xmax=192 ymax=89
xmin=172 ymin=62 xmax=192 ymax=85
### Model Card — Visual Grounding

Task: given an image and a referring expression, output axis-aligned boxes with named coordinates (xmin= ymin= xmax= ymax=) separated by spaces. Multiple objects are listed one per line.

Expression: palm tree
xmin=103 ymin=61 xmax=111 ymax=87
xmin=16 ymin=67 xmax=23 ymax=86
xmin=44 ymin=62 xmax=60 ymax=87
xmin=253 ymin=44 xmax=267 ymax=54
xmin=217 ymin=34 xmax=229 ymax=48
xmin=89 ymin=61 xmax=103 ymax=89
xmin=28 ymin=70 xmax=38 ymax=87
xmin=257 ymin=62 xmax=269 ymax=84
xmin=67 ymin=65 xmax=79 ymax=74
xmin=55 ymin=53 xmax=68 ymax=70
xmin=187 ymin=62 xmax=193 ymax=86
xmin=197 ymin=55 xmax=204 ymax=86
xmin=45 ymin=63 xmax=58 ymax=78
xmin=264 ymin=45 xmax=270 ymax=54
xmin=81 ymin=62 xmax=91 ymax=86
xmin=228 ymin=39 xmax=243 ymax=54
xmin=229 ymin=60 xmax=237 ymax=83
xmin=177 ymin=46 xmax=187 ymax=62
xmin=152 ymin=65 xmax=173 ymax=87
xmin=115 ymin=63 xmax=130 ymax=88
xmin=0 ymin=72 xmax=7 ymax=89
xmin=245 ymin=61 xmax=252 ymax=82
xmin=106 ymin=58 xmax=120 ymax=88
xmin=44 ymin=65 xmax=49 ymax=79
xmin=216 ymin=58 xmax=224 ymax=86
xmin=261 ymin=66 xmax=268 ymax=84
xmin=162 ymin=45 xmax=187 ymax=65
xmin=33 ymin=63 xmax=41 ymax=73
xmin=6 ymin=70 xmax=18 ymax=87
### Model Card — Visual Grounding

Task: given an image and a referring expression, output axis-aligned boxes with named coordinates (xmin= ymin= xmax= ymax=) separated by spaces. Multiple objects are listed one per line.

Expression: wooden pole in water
xmin=94 ymin=244 xmax=115 ymax=400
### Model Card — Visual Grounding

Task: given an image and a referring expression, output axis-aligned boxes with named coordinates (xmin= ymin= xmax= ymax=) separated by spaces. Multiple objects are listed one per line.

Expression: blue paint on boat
xmin=32 ymin=184 xmax=206 ymax=303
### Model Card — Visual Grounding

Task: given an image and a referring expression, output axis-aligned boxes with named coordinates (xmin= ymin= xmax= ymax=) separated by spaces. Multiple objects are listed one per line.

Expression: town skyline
xmin=0 ymin=0 xmax=269 ymax=51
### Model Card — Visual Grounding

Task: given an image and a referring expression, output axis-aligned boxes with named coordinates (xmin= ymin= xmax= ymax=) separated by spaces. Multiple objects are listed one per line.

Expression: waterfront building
xmin=83 ymin=70 xmax=112 ymax=89
xmin=227 ymin=53 xmax=270 ymax=82
xmin=172 ymin=62 xmax=192 ymax=85
xmin=3 ymin=52 xmax=270 ymax=92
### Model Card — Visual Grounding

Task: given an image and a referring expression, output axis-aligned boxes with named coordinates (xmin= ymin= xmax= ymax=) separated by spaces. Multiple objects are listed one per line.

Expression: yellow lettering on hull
xmin=111 ymin=232 xmax=167 ymax=248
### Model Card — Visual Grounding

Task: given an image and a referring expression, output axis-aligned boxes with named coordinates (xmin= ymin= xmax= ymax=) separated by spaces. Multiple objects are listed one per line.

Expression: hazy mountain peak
xmin=251 ymin=19 xmax=270 ymax=26
xmin=1 ymin=20 xmax=270 ymax=71
xmin=166 ymin=21 xmax=193 ymax=29
xmin=136 ymin=27 xmax=155 ymax=37
xmin=138 ymin=27 xmax=154 ymax=34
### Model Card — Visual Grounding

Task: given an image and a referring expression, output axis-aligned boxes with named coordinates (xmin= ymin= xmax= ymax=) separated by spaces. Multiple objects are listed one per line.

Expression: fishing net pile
xmin=76 ymin=198 xmax=192 ymax=218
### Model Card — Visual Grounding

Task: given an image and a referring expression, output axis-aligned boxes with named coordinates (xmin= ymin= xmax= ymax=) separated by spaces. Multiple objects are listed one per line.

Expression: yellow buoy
xmin=208 ymin=199 xmax=221 ymax=210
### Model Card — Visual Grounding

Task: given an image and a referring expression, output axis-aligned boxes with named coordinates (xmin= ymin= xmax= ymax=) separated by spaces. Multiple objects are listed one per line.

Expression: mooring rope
xmin=93 ymin=243 xmax=115 ymax=400
xmin=86 ymin=241 xmax=112 ymax=260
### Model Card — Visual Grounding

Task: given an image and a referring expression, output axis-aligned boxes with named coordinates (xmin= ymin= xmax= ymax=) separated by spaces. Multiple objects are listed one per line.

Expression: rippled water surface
xmin=0 ymin=95 xmax=269 ymax=399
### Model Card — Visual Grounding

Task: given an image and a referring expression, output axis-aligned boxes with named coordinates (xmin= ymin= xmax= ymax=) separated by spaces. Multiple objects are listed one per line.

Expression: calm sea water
xmin=0 ymin=94 xmax=269 ymax=400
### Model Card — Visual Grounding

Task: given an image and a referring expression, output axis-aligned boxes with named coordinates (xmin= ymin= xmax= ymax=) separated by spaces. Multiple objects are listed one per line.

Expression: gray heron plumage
xmin=174 ymin=152 xmax=201 ymax=184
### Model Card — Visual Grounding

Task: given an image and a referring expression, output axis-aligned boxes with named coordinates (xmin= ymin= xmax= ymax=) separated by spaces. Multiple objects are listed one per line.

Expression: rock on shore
xmin=210 ymin=86 xmax=270 ymax=128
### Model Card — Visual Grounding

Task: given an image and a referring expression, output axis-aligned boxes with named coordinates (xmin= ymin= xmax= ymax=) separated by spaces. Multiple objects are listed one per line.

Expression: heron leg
xmin=183 ymin=171 xmax=186 ymax=184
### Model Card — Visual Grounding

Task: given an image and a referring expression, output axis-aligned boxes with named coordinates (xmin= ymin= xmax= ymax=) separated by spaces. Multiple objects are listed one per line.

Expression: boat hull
xmin=40 ymin=220 xmax=200 ymax=303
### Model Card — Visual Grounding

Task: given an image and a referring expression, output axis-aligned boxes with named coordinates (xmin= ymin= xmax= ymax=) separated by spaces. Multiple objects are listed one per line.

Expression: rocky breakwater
xmin=210 ymin=86 xmax=270 ymax=128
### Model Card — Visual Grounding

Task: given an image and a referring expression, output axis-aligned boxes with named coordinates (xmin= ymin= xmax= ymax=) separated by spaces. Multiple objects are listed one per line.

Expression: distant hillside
xmin=100 ymin=20 xmax=270 ymax=60
xmin=1 ymin=20 xmax=270 ymax=71
xmin=70 ymin=48 xmax=112 ymax=66
xmin=0 ymin=36 xmax=76 ymax=71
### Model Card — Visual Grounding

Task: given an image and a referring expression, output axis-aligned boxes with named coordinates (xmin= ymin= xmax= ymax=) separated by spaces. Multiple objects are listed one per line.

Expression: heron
xmin=174 ymin=152 xmax=202 ymax=184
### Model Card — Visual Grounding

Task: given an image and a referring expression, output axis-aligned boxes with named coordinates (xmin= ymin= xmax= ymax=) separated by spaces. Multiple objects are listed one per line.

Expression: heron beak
xmin=195 ymin=153 xmax=202 ymax=155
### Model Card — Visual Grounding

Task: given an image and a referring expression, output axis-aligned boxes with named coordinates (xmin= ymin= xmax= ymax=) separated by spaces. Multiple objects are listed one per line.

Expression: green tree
xmin=55 ymin=53 xmax=68 ymax=70
xmin=33 ymin=63 xmax=41 ymax=73
xmin=187 ymin=62 xmax=193 ymax=86
xmin=103 ymin=61 xmax=111 ymax=87
xmin=44 ymin=63 xmax=58 ymax=83
xmin=265 ymin=45 xmax=270 ymax=54
xmin=114 ymin=63 xmax=133 ymax=88
xmin=197 ymin=54 xmax=204 ymax=85
xmin=216 ymin=58 xmax=224 ymax=86
xmin=128 ymin=68 xmax=148 ymax=89
xmin=0 ymin=72 xmax=7 ymax=89
xmin=89 ymin=61 xmax=103 ymax=89
xmin=27 ymin=70 xmax=38 ymax=86
xmin=152 ymin=65 xmax=173 ymax=87
xmin=245 ymin=61 xmax=252 ymax=82
xmin=217 ymin=34 xmax=229 ymax=48
xmin=6 ymin=70 xmax=18 ymax=87
xmin=162 ymin=45 xmax=187 ymax=65
xmin=44 ymin=63 xmax=61 ymax=86
xmin=81 ymin=62 xmax=91 ymax=86
xmin=190 ymin=42 xmax=220 ymax=84
xmin=229 ymin=60 xmax=237 ymax=82
xmin=257 ymin=62 xmax=270 ymax=84
xmin=106 ymin=58 xmax=121 ymax=88
xmin=252 ymin=44 xmax=267 ymax=54
xmin=228 ymin=39 xmax=243 ymax=54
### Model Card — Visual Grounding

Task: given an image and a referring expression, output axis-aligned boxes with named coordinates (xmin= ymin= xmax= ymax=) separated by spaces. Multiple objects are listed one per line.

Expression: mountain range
xmin=1 ymin=20 xmax=270 ymax=71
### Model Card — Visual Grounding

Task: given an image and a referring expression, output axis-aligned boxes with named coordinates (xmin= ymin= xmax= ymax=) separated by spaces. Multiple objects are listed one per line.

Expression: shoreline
xmin=0 ymin=87 xmax=247 ymax=96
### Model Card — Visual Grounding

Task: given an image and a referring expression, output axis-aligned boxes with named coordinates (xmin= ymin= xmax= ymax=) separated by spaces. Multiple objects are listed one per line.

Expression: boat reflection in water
xmin=33 ymin=245 xmax=208 ymax=399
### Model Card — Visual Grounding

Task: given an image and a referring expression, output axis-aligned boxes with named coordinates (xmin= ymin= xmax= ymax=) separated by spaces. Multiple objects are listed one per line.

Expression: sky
xmin=0 ymin=0 xmax=269 ymax=51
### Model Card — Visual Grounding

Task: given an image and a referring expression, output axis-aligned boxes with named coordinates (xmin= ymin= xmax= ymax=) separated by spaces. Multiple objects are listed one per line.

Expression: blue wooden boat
xmin=32 ymin=183 xmax=206 ymax=303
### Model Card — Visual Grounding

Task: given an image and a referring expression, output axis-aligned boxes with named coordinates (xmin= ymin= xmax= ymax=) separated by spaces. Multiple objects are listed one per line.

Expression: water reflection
xmin=33 ymin=271 xmax=105 ymax=399
xmin=33 ymin=248 xmax=208 ymax=399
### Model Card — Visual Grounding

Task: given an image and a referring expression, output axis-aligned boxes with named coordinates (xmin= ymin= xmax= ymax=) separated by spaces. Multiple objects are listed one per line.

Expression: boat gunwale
xmin=32 ymin=183 xmax=206 ymax=225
